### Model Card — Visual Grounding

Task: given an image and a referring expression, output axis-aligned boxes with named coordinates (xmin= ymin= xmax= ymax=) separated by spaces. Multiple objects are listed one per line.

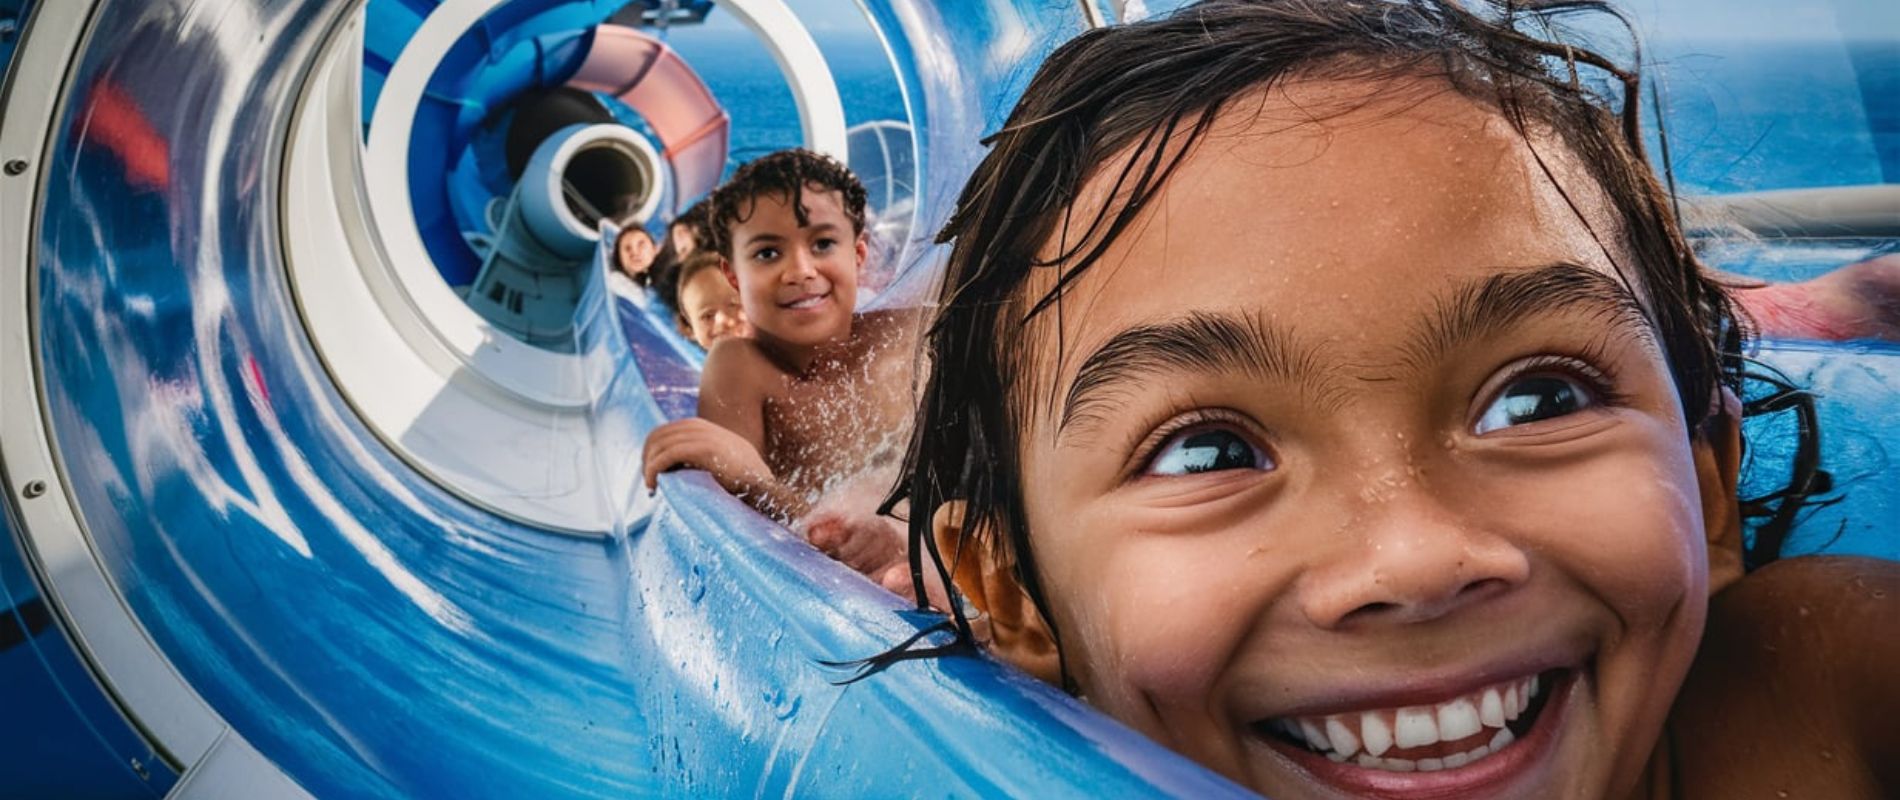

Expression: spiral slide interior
xmin=1 ymin=0 xmax=1896 ymax=797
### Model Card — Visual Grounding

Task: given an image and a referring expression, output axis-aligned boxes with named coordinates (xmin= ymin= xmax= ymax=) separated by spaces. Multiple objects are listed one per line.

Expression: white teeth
xmin=1335 ymin=739 xmax=1506 ymax=773
xmin=1490 ymin=727 xmax=1516 ymax=751
xmin=1325 ymin=717 xmax=1360 ymax=758
xmin=1355 ymin=754 xmax=1419 ymax=771
xmin=783 ymin=294 xmax=826 ymax=309
xmin=1480 ymin=687 xmax=1506 ymax=728
xmin=1273 ymin=672 xmax=1552 ymax=768
xmin=1299 ymin=718 xmax=1332 ymax=751
xmin=1394 ymin=707 xmax=1439 ymax=748
xmin=1342 ymin=739 xmax=1505 ymax=774
xmin=1360 ymin=712 xmax=1393 ymax=757
xmin=1437 ymin=697 xmax=1481 ymax=741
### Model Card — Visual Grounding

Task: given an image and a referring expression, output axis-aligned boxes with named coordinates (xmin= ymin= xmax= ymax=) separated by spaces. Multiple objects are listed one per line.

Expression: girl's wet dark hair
xmin=862 ymin=0 xmax=1821 ymax=682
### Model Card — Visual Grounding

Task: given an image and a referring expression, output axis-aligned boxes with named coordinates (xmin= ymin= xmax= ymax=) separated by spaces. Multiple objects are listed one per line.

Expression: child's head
xmin=892 ymin=2 xmax=1753 ymax=797
xmin=709 ymin=149 xmax=869 ymax=351
xmin=669 ymin=198 xmax=713 ymax=258
xmin=675 ymin=250 xmax=751 ymax=348
xmin=614 ymin=226 xmax=657 ymax=284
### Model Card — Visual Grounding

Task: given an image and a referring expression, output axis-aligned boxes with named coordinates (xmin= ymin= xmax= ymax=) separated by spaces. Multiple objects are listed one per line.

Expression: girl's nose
xmin=1295 ymin=497 xmax=1530 ymax=630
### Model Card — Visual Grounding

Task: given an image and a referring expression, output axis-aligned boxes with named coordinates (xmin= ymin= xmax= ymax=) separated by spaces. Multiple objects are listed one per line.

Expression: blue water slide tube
xmin=0 ymin=0 xmax=1251 ymax=796
xmin=1 ymin=0 xmax=1896 ymax=798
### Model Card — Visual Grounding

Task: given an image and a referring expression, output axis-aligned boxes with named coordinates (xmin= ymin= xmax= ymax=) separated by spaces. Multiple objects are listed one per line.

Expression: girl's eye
xmin=1473 ymin=374 xmax=1595 ymax=435
xmin=813 ymin=238 xmax=836 ymax=253
xmin=1147 ymin=428 xmax=1272 ymax=477
xmin=752 ymin=247 xmax=780 ymax=262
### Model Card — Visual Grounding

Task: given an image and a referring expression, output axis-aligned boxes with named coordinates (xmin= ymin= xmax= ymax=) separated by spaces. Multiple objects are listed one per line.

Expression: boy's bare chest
xmin=759 ymin=352 xmax=911 ymax=494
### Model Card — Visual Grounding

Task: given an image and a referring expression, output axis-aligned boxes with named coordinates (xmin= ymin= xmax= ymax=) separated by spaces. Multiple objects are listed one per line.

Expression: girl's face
xmin=996 ymin=84 xmax=1727 ymax=799
xmin=618 ymin=231 xmax=656 ymax=278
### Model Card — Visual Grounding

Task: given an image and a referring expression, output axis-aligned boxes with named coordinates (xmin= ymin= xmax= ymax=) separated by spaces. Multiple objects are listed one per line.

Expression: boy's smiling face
xmin=722 ymin=186 xmax=865 ymax=355
xmin=992 ymin=82 xmax=1728 ymax=799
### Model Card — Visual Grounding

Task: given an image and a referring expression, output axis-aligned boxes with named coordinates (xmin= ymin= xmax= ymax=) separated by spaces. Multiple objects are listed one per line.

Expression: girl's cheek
xmin=1462 ymin=426 xmax=1706 ymax=622
xmin=1066 ymin=513 xmax=1274 ymax=702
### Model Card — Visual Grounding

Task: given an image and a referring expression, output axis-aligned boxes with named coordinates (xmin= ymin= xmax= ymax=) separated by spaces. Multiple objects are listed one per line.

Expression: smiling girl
xmin=884 ymin=1 xmax=1899 ymax=797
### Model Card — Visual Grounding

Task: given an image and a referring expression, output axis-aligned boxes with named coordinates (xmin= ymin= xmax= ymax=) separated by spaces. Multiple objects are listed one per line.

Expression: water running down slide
xmin=1 ymin=0 xmax=1896 ymax=797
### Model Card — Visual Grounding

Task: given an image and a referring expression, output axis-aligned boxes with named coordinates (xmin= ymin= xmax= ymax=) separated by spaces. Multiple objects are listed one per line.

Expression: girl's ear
xmin=721 ymin=258 xmax=739 ymax=291
xmin=1696 ymin=387 xmax=1746 ymax=595
xmin=931 ymin=501 xmax=1061 ymax=686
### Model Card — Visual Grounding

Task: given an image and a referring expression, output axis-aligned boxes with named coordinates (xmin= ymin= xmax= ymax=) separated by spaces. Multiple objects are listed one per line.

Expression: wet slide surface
xmin=12 ymin=0 xmax=1249 ymax=796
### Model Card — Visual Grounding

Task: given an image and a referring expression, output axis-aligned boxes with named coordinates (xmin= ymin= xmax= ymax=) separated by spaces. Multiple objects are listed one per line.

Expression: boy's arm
xmin=641 ymin=340 xmax=812 ymax=520
xmin=694 ymin=337 xmax=768 ymax=453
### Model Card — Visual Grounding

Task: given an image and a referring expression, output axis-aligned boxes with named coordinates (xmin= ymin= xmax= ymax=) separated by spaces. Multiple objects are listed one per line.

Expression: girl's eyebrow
xmin=1054 ymin=263 xmax=1652 ymax=444
xmin=1057 ymin=310 xmax=1325 ymax=440
xmin=1400 ymin=261 xmax=1653 ymax=373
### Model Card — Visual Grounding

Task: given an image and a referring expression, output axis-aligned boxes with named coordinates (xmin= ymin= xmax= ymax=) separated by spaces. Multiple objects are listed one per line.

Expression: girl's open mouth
xmin=1254 ymin=668 xmax=1574 ymax=795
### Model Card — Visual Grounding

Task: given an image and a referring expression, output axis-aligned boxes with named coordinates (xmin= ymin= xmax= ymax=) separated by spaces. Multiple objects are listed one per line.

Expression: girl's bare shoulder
xmin=1669 ymin=556 xmax=1899 ymax=797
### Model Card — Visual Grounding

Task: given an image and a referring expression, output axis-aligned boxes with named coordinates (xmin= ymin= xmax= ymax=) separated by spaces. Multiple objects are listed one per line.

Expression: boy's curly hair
xmin=707 ymin=149 xmax=868 ymax=258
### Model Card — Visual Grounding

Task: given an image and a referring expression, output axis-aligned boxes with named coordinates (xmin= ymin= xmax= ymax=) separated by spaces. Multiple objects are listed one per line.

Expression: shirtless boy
xmin=642 ymin=149 xmax=920 ymax=584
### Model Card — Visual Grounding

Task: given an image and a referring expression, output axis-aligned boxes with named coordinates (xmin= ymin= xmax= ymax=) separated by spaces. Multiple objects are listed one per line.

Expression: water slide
xmin=1 ymin=0 xmax=1895 ymax=797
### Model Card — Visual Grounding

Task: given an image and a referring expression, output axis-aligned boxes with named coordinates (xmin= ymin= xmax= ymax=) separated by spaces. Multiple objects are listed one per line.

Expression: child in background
xmin=606 ymin=225 xmax=657 ymax=302
xmin=673 ymin=250 xmax=752 ymax=349
xmin=643 ymin=149 xmax=922 ymax=593
xmin=649 ymin=199 xmax=714 ymax=322
xmin=886 ymin=2 xmax=1898 ymax=798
